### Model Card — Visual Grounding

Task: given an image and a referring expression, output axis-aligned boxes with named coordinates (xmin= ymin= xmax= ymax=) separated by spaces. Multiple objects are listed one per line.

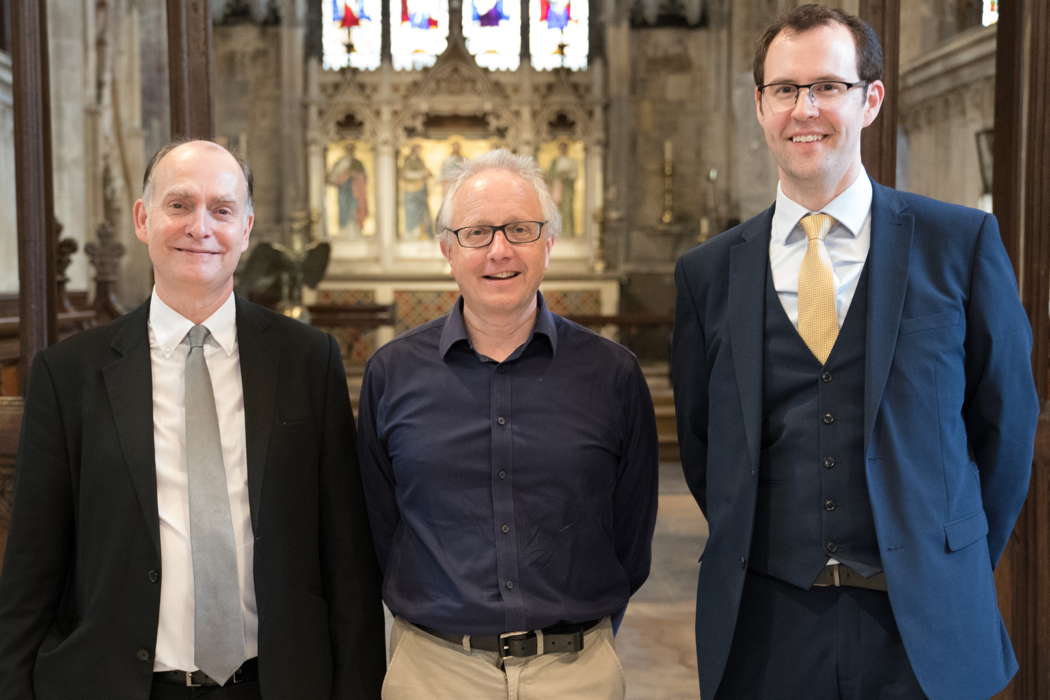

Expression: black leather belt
xmin=153 ymin=658 xmax=258 ymax=687
xmin=812 ymin=564 xmax=888 ymax=591
xmin=420 ymin=619 xmax=600 ymax=658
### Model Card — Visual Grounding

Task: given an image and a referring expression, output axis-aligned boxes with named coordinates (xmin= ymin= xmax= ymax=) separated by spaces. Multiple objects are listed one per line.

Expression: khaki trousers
xmin=382 ymin=617 xmax=626 ymax=700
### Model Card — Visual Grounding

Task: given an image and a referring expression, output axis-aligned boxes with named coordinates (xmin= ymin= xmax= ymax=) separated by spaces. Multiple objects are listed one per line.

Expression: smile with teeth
xmin=792 ymin=134 xmax=826 ymax=143
xmin=484 ymin=271 xmax=520 ymax=280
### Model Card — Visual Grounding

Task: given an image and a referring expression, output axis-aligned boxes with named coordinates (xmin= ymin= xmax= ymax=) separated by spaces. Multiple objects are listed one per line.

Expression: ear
xmin=542 ymin=235 xmax=554 ymax=268
xmin=239 ymin=213 xmax=255 ymax=252
xmin=754 ymin=87 xmax=764 ymax=120
xmin=861 ymin=80 xmax=885 ymax=128
xmin=439 ymin=238 xmax=452 ymax=262
xmin=133 ymin=199 xmax=150 ymax=243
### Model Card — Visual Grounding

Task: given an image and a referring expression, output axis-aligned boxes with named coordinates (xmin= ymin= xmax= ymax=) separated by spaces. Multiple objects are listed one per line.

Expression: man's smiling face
xmin=440 ymin=169 xmax=553 ymax=321
xmin=134 ymin=141 xmax=254 ymax=302
xmin=755 ymin=21 xmax=883 ymax=204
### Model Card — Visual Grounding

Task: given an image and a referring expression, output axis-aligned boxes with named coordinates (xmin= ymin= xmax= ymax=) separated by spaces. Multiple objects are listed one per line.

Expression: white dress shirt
xmin=148 ymin=289 xmax=258 ymax=672
xmin=769 ymin=170 xmax=873 ymax=327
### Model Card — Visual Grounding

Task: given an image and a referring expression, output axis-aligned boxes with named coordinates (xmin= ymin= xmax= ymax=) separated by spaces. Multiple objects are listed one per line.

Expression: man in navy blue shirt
xmin=357 ymin=149 xmax=658 ymax=699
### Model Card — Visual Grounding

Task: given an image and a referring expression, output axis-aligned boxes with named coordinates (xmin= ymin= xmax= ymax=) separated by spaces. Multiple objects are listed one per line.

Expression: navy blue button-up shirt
xmin=357 ymin=294 xmax=659 ymax=634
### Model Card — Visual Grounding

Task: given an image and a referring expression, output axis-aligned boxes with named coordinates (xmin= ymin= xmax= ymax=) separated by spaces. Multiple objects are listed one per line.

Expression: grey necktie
xmin=185 ymin=325 xmax=245 ymax=684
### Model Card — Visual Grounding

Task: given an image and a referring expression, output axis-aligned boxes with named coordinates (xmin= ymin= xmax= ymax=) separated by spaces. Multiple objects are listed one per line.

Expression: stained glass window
xmin=530 ymin=0 xmax=587 ymax=71
xmin=390 ymin=0 xmax=450 ymax=70
xmin=464 ymin=1 xmax=521 ymax=71
xmin=982 ymin=0 xmax=998 ymax=26
xmin=323 ymin=0 xmax=382 ymax=70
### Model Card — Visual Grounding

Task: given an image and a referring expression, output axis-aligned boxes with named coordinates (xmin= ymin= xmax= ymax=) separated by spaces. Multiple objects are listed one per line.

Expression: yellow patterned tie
xmin=797 ymin=213 xmax=838 ymax=364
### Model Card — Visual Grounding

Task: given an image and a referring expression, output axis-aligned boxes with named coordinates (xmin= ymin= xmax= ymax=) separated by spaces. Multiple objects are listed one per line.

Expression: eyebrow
xmin=763 ymin=74 xmax=856 ymax=84
xmin=161 ymin=189 xmax=241 ymax=208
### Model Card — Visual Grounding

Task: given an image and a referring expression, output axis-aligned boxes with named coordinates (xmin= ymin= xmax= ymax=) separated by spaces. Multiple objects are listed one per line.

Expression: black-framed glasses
xmin=445 ymin=221 xmax=547 ymax=248
xmin=758 ymin=80 xmax=868 ymax=112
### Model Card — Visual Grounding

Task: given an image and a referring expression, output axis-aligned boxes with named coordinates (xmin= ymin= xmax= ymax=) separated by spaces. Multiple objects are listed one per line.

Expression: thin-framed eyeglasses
xmin=445 ymin=221 xmax=547 ymax=248
xmin=758 ymin=80 xmax=868 ymax=112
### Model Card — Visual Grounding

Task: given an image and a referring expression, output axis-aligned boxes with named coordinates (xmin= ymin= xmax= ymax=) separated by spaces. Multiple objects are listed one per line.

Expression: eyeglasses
xmin=445 ymin=221 xmax=547 ymax=248
xmin=758 ymin=81 xmax=868 ymax=112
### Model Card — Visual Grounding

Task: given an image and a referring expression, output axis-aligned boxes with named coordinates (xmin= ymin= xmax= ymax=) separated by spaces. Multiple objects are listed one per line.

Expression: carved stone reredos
xmin=314 ymin=24 xmax=603 ymax=151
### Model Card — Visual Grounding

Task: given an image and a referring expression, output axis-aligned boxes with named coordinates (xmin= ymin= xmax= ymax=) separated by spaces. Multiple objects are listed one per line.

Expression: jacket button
xmin=825 ymin=541 xmax=838 ymax=554
xmin=497 ymin=416 xmax=506 ymax=426
xmin=823 ymin=499 xmax=838 ymax=512
xmin=147 ymin=569 xmax=160 ymax=584
xmin=823 ymin=456 xmax=836 ymax=469
xmin=500 ymin=524 xmax=511 ymax=534
xmin=136 ymin=648 xmax=151 ymax=662
xmin=822 ymin=412 xmax=835 ymax=425
xmin=821 ymin=371 xmax=833 ymax=383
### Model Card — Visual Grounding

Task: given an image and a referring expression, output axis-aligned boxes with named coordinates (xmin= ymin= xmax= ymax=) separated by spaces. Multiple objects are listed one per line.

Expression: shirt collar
xmin=772 ymin=167 xmax=873 ymax=244
xmin=148 ymin=288 xmax=238 ymax=358
xmin=439 ymin=291 xmax=558 ymax=359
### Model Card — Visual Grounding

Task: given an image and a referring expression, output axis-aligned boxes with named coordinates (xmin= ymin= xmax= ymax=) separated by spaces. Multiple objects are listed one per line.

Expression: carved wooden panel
xmin=0 ymin=397 xmax=24 ymax=573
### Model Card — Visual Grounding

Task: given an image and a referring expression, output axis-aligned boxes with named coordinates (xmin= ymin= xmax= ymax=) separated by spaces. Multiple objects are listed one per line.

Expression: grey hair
xmin=435 ymin=148 xmax=561 ymax=244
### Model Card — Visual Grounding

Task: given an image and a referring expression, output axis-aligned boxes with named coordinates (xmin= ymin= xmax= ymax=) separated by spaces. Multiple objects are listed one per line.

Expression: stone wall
xmin=0 ymin=53 xmax=15 ymax=295
xmin=898 ymin=25 xmax=994 ymax=209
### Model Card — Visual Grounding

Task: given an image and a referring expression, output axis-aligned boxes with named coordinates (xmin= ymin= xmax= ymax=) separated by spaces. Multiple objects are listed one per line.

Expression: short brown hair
xmin=141 ymin=138 xmax=255 ymax=212
xmin=753 ymin=4 xmax=884 ymax=87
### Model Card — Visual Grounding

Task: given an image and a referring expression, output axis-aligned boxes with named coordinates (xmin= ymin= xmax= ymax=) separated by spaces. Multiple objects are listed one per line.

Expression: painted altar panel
xmin=537 ymin=140 xmax=585 ymax=238
xmin=396 ymin=137 xmax=493 ymax=250
xmin=325 ymin=141 xmax=378 ymax=246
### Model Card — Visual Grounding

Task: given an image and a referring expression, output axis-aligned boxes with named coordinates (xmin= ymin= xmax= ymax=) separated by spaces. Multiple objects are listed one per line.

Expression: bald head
xmin=142 ymin=139 xmax=254 ymax=214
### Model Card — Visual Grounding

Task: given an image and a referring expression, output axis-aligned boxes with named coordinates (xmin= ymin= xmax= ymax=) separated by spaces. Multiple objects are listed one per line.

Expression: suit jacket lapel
xmin=864 ymin=182 xmax=914 ymax=446
xmin=236 ymin=297 xmax=278 ymax=533
xmin=729 ymin=207 xmax=772 ymax=469
xmin=103 ymin=302 xmax=161 ymax=557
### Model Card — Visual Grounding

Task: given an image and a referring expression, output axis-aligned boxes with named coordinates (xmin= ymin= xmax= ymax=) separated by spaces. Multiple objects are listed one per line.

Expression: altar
xmin=303 ymin=0 xmax=617 ymax=360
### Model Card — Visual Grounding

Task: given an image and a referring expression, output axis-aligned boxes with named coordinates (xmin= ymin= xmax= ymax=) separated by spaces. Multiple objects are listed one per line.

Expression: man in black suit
xmin=0 ymin=139 xmax=385 ymax=699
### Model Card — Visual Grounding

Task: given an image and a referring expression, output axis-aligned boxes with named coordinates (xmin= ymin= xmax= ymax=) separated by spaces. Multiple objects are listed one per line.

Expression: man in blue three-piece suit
xmin=672 ymin=5 xmax=1039 ymax=700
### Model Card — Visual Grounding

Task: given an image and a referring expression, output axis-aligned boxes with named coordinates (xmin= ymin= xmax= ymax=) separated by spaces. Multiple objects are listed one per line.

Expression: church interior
xmin=1 ymin=0 xmax=1049 ymax=697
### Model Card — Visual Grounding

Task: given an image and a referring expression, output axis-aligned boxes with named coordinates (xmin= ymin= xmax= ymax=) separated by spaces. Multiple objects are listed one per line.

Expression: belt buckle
xmin=499 ymin=630 xmax=538 ymax=658
xmin=184 ymin=671 xmax=202 ymax=688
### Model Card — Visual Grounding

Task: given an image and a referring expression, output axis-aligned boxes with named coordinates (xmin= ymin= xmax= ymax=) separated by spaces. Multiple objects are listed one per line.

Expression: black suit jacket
xmin=0 ymin=298 xmax=386 ymax=699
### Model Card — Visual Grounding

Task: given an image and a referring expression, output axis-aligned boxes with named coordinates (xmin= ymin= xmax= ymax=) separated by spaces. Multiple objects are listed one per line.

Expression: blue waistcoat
xmin=749 ymin=264 xmax=881 ymax=588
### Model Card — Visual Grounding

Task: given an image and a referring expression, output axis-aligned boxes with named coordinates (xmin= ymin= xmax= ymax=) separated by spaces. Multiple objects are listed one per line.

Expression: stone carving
xmin=84 ymin=163 xmax=126 ymax=323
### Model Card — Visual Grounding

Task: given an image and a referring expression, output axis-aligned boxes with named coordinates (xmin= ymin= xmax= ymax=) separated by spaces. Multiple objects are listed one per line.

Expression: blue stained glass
xmin=473 ymin=0 xmax=509 ymax=26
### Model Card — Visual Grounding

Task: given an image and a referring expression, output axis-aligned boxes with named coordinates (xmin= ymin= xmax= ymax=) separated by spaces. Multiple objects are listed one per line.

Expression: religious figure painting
xmin=398 ymin=137 xmax=491 ymax=241
xmin=326 ymin=142 xmax=375 ymax=238
xmin=539 ymin=140 xmax=584 ymax=236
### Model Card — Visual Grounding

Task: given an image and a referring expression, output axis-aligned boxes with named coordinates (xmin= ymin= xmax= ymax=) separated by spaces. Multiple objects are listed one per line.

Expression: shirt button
xmin=825 ymin=541 xmax=838 ymax=554
xmin=497 ymin=469 xmax=507 ymax=479
xmin=823 ymin=456 xmax=836 ymax=469
xmin=497 ymin=416 xmax=506 ymax=426
xmin=505 ymin=580 xmax=514 ymax=590
xmin=500 ymin=524 xmax=511 ymax=534
xmin=147 ymin=569 xmax=160 ymax=584
xmin=822 ymin=412 xmax=835 ymax=425
xmin=136 ymin=648 xmax=151 ymax=662
xmin=821 ymin=371 xmax=833 ymax=383
xmin=823 ymin=499 xmax=838 ymax=512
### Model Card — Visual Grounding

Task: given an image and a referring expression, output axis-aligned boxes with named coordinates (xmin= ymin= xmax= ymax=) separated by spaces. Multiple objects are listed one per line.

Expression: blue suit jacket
xmin=672 ymin=181 xmax=1038 ymax=700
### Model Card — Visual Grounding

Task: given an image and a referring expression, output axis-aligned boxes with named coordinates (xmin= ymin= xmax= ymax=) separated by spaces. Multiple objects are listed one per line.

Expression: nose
xmin=791 ymin=87 xmax=819 ymax=118
xmin=185 ymin=206 xmax=211 ymax=238
xmin=487 ymin=229 xmax=514 ymax=258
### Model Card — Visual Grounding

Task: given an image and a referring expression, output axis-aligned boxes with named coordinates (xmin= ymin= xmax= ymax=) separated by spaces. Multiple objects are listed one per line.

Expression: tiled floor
xmin=617 ymin=461 xmax=708 ymax=700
